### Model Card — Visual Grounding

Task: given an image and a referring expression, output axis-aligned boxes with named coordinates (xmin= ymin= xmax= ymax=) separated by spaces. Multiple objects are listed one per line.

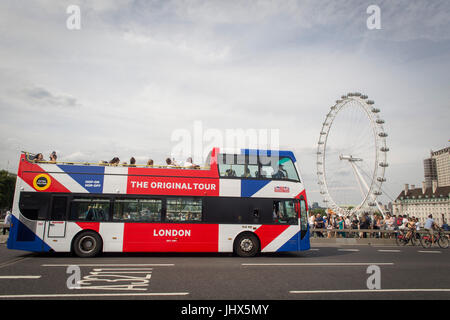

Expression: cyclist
xmin=405 ymin=217 xmax=417 ymax=241
xmin=424 ymin=214 xmax=436 ymax=243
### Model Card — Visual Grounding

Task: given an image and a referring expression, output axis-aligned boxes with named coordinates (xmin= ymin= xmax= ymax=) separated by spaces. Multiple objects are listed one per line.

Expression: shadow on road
xmin=24 ymin=248 xmax=353 ymax=259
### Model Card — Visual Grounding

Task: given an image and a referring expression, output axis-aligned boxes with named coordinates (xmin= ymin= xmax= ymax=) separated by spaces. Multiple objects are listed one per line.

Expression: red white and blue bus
xmin=7 ymin=148 xmax=310 ymax=257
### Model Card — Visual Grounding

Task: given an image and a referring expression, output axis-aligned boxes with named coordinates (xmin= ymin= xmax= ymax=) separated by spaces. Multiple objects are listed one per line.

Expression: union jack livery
xmin=7 ymin=148 xmax=310 ymax=257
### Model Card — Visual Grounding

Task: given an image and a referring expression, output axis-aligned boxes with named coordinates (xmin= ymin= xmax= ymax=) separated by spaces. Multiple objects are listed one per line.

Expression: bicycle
xmin=421 ymin=228 xmax=449 ymax=249
xmin=395 ymin=228 xmax=421 ymax=246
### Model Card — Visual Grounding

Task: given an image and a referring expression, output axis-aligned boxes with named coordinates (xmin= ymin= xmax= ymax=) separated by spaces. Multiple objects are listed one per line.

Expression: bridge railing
xmin=310 ymin=228 xmax=450 ymax=239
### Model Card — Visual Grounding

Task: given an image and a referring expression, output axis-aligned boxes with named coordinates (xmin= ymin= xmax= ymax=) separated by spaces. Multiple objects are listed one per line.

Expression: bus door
xmin=298 ymin=196 xmax=310 ymax=250
xmin=46 ymin=196 xmax=68 ymax=238
xmin=9 ymin=192 xmax=50 ymax=252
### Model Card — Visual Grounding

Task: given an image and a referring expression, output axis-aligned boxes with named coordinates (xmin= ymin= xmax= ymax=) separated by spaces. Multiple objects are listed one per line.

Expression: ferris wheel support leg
xmin=349 ymin=162 xmax=367 ymax=199
xmin=349 ymin=161 xmax=384 ymax=216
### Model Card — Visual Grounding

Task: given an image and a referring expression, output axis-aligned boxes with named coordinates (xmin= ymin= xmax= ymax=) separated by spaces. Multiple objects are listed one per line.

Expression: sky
xmin=0 ymin=0 xmax=449 ymax=207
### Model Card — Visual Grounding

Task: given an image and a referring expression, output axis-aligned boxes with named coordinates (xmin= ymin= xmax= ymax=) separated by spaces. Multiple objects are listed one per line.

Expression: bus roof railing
xmin=21 ymin=151 xmax=210 ymax=170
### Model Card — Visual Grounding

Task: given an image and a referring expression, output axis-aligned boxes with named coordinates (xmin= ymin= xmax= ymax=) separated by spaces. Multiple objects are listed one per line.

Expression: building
xmin=424 ymin=146 xmax=450 ymax=188
xmin=423 ymin=158 xmax=437 ymax=188
xmin=393 ymin=182 xmax=450 ymax=226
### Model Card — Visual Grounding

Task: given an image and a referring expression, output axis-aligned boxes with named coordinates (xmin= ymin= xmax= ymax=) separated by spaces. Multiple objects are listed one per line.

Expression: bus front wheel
xmin=234 ymin=233 xmax=260 ymax=257
xmin=73 ymin=231 xmax=102 ymax=258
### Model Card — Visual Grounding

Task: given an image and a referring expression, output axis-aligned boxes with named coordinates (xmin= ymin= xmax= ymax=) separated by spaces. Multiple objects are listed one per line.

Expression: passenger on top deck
xmin=183 ymin=157 xmax=200 ymax=169
xmin=33 ymin=153 xmax=44 ymax=162
xmin=166 ymin=158 xmax=176 ymax=168
xmin=146 ymin=159 xmax=154 ymax=167
xmin=109 ymin=157 xmax=120 ymax=166
xmin=49 ymin=151 xmax=57 ymax=163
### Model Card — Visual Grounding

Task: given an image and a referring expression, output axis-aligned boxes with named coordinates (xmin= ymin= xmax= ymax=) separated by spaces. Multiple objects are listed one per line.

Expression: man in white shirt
xmin=183 ymin=157 xmax=199 ymax=169
xmin=424 ymin=214 xmax=435 ymax=242
xmin=3 ymin=211 xmax=11 ymax=235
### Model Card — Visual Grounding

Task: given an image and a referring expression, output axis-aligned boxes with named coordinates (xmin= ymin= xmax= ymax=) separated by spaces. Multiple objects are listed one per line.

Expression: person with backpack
xmin=395 ymin=215 xmax=403 ymax=230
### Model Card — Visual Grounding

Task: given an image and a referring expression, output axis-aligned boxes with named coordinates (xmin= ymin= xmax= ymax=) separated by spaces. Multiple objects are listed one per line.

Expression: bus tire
xmin=73 ymin=231 xmax=102 ymax=258
xmin=234 ymin=233 xmax=260 ymax=257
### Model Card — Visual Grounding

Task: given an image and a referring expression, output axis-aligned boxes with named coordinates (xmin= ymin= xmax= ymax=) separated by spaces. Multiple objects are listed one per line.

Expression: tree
xmin=310 ymin=208 xmax=326 ymax=216
xmin=0 ymin=170 xmax=16 ymax=211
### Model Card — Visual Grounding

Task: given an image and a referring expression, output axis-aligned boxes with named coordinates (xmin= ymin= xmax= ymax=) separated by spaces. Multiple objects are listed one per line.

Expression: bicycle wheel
xmin=411 ymin=232 xmax=421 ymax=246
xmin=437 ymin=233 xmax=449 ymax=249
xmin=421 ymin=234 xmax=432 ymax=249
xmin=396 ymin=230 xmax=408 ymax=246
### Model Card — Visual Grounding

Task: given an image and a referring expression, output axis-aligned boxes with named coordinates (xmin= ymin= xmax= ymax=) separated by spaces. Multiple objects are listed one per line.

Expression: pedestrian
xmin=3 ymin=210 xmax=11 ymax=235
xmin=337 ymin=216 xmax=345 ymax=238
xmin=309 ymin=213 xmax=316 ymax=237
xmin=359 ymin=214 xmax=370 ymax=238
xmin=314 ymin=214 xmax=324 ymax=237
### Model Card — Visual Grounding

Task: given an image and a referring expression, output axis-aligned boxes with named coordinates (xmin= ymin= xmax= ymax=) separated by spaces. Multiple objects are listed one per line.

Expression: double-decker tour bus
xmin=7 ymin=148 xmax=310 ymax=257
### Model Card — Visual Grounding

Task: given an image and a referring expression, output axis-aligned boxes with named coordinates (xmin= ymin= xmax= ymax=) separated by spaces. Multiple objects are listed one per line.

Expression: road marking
xmin=418 ymin=251 xmax=441 ymax=254
xmin=42 ymin=264 xmax=174 ymax=267
xmin=242 ymin=262 xmax=394 ymax=266
xmin=92 ymin=268 xmax=154 ymax=271
xmin=0 ymin=276 xmax=41 ymax=279
xmin=309 ymin=249 xmax=320 ymax=251
xmin=377 ymin=250 xmax=401 ymax=253
xmin=290 ymin=289 xmax=450 ymax=294
xmin=0 ymin=292 xmax=189 ymax=299
xmin=0 ymin=256 xmax=32 ymax=269
xmin=90 ymin=271 xmax=154 ymax=274
xmin=338 ymin=249 xmax=360 ymax=252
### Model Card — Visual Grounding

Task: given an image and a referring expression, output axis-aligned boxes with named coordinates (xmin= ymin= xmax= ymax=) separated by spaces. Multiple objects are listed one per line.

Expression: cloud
xmin=0 ymin=0 xmax=448 ymax=207
xmin=22 ymin=87 xmax=80 ymax=108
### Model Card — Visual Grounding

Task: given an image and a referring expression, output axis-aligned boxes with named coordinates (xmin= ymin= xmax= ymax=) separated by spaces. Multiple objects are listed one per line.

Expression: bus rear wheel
xmin=73 ymin=231 xmax=102 ymax=258
xmin=234 ymin=233 xmax=260 ymax=257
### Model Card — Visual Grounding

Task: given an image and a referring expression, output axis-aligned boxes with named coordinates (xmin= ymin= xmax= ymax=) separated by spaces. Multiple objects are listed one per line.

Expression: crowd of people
xmin=309 ymin=212 xmax=449 ymax=238
xmin=30 ymin=151 xmax=201 ymax=169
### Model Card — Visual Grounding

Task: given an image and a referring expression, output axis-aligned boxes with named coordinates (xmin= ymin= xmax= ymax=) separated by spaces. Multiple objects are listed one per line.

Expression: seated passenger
xmin=129 ymin=157 xmax=136 ymax=167
xmin=146 ymin=159 xmax=154 ymax=167
xmin=109 ymin=157 xmax=120 ymax=166
xmin=184 ymin=157 xmax=200 ymax=169
xmin=166 ymin=158 xmax=176 ymax=168
xmin=272 ymin=164 xmax=287 ymax=179
xmin=33 ymin=153 xmax=44 ymax=162
xmin=49 ymin=151 xmax=57 ymax=163
xmin=241 ymin=167 xmax=251 ymax=178
xmin=85 ymin=207 xmax=95 ymax=221
xmin=225 ymin=168 xmax=236 ymax=177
